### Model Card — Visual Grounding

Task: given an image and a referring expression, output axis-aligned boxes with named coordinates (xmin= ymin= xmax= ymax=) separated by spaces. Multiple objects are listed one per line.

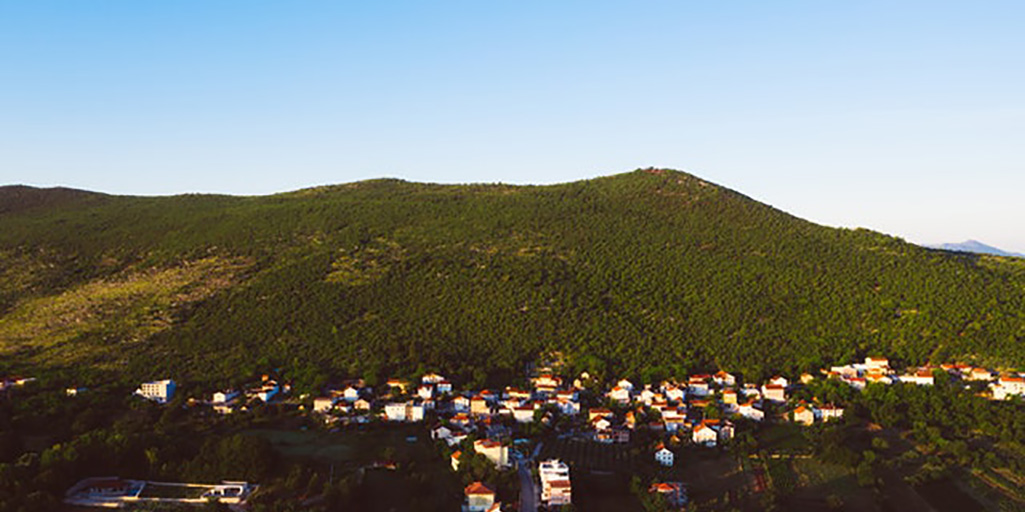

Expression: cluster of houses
xmin=132 ymin=374 xmax=294 ymax=413
xmin=819 ymin=357 xmax=1025 ymax=401
xmin=592 ymin=372 xmax=764 ymax=452
xmin=113 ymin=354 xmax=1024 ymax=510
xmin=309 ymin=371 xmax=583 ymax=431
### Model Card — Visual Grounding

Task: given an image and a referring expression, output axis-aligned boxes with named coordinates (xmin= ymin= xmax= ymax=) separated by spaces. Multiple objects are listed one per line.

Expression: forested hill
xmin=1 ymin=169 xmax=1024 ymax=390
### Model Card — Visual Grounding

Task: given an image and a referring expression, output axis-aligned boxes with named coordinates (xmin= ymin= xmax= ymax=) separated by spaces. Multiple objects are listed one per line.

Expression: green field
xmin=539 ymin=438 xmax=637 ymax=472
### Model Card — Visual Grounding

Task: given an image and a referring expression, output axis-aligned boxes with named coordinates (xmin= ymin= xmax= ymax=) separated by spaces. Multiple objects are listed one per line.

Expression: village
xmin=4 ymin=356 xmax=1022 ymax=511
xmin=51 ymin=354 xmax=1022 ymax=511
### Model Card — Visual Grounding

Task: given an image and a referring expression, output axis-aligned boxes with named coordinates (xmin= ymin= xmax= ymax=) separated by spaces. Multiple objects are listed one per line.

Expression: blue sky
xmin=1 ymin=1 xmax=1023 ymax=251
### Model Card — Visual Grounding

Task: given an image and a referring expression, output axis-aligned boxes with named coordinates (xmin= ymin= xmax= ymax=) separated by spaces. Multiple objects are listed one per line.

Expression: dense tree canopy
xmin=1 ymin=169 xmax=1023 ymax=389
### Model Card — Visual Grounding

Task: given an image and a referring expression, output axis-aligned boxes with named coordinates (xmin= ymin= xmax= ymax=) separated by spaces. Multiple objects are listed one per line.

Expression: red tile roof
xmin=465 ymin=481 xmax=496 ymax=495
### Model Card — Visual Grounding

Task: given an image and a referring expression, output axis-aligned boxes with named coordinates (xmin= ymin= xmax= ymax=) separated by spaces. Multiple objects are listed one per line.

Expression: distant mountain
xmin=1 ymin=169 xmax=1025 ymax=388
xmin=927 ymin=240 xmax=1024 ymax=258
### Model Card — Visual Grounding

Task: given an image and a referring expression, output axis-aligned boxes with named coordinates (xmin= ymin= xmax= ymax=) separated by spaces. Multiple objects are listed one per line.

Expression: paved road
xmin=517 ymin=442 xmax=543 ymax=512
xmin=518 ymin=458 xmax=538 ymax=512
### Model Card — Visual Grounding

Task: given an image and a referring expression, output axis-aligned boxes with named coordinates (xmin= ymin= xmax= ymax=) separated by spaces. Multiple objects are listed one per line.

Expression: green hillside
xmin=1 ymin=169 xmax=1023 ymax=389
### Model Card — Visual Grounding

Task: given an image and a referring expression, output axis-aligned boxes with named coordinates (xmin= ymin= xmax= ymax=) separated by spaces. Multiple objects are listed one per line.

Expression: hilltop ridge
xmin=0 ymin=169 xmax=1023 ymax=388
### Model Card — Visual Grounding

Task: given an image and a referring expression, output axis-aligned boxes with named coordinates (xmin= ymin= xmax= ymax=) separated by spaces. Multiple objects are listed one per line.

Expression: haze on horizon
xmin=1 ymin=2 xmax=1023 ymax=252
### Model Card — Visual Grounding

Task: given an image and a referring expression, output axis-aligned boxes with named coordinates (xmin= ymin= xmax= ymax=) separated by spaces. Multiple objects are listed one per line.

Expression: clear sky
xmin=1 ymin=1 xmax=1023 ymax=251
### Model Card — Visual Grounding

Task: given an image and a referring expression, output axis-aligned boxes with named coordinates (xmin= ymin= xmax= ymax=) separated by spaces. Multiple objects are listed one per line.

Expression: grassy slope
xmin=0 ymin=169 xmax=1023 ymax=386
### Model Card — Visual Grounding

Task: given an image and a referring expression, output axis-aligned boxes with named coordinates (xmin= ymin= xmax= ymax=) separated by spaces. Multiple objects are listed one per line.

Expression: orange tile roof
xmin=465 ymin=481 xmax=496 ymax=495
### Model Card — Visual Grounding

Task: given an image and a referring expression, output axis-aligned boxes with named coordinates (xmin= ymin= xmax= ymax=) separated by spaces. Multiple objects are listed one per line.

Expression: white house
xmin=968 ymin=368 xmax=995 ymax=382
xmin=313 ymin=397 xmax=336 ymax=413
xmin=417 ymin=385 xmax=434 ymax=400
xmin=422 ymin=373 xmax=446 ymax=385
xmin=818 ymin=404 xmax=844 ymax=421
xmin=607 ymin=386 xmax=631 ymax=404
xmin=687 ymin=380 xmax=710 ymax=397
xmin=464 ymin=481 xmax=496 ymax=512
xmin=792 ymin=405 xmax=815 ymax=426
xmin=616 ymin=379 xmax=635 ymax=392
xmin=664 ymin=415 xmax=686 ymax=434
xmin=212 ymin=390 xmax=239 ymax=404
xmin=513 ymin=405 xmax=536 ymax=423
xmin=533 ymin=374 xmax=562 ymax=395
xmin=437 ymin=380 xmax=453 ymax=394
xmin=692 ymin=423 xmax=719 ymax=446
xmin=762 ymin=384 xmax=786 ymax=403
xmin=135 ymin=379 xmax=176 ymax=404
xmin=693 ymin=420 xmax=732 ymax=446
xmin=738 ymin=402 xmax=764 ymax=422
xmin=665 ymin=385 xmax=685 ymax=402
xmin=992 ymin=375 xmax=1025 ymax=400
xmin=432 ymin=425 xmax=453 ymax=442
xmin=655 ymin=445 xmax=674 ymax=467
xmin=249 ymin=381 xmax=280 ymax=402
xmin=385 ymin=402 xmax=409 ymax=422
xmin=902 ymin=370 xmax=935 ymax=386
xmin=539 ymin=459 xmax=572 ymax=507
xmin=714 ymin=371 xmax=736 ymax=388
xmin=864 ymin=357 xmax=890 ymax=371
xmin=592 ymin=417 xmax=612 ymax=432
xmin=473 ymin=439 xmax=510 ymax=469
xmin=639 ymin=387 xmax=657 ymax=405
xmin=342 ymin=386 xmax=361 ymax=402
xmin=408 ymin=403 xmax=425 ymax=422
xmin=768 ymin=375 xmax=789 ymax=388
